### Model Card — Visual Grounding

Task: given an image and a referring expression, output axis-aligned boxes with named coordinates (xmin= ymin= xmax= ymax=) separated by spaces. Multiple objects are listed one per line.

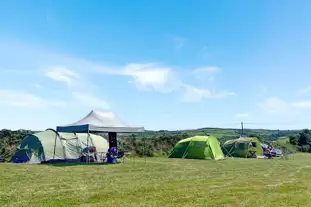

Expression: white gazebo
xmin=56 ymin=110 xmax=145 ymax=163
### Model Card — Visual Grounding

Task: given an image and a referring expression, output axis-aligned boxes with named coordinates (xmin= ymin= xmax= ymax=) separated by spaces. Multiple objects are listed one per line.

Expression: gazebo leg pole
xmin=87 ymin=130 xmax=90 ymax=164
xmin=143 ymin=132 xmax=146 ymax=163
xmin=53 ymin=133 xmax=57 ymax=160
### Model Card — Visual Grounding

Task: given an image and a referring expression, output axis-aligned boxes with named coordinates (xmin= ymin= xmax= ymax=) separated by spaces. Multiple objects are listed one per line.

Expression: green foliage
xmin=0 ymin=127 xmax=306 ymax=160
xmin=289 ymin=135 xmax=298 ymax=145
xmin=273 ymin=141 xmax=297 ymax=154
xmin=0 ymin=129 xmax=33 ymax=161
xmin=285 ymin=129 xmax=311 ymax=153
xmin=297 ymin=129 xmax=311 ymax=146
xmin=249 ymin=134 xmax=264 ymax=143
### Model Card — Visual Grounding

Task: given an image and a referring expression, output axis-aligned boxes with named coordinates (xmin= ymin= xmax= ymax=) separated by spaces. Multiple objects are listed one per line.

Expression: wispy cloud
xmin=297 ymin=85 xmax=311 ymax=95
xmin=197 ymin=44 xmax=210 ymax=59
xmin=71 ymin=92 xmax=109 ymax=109
xmin=235 ymin=113 xmax=249 ymax=118
xmin=258 ymin=97 xmax=311 ymax=114
xmin=33 ymin=83 xmax=42 ymax=89
xmin=171 ymin=36 xmax=186 ymax=50
xmin=256 ymin=85 xmax=268 ymax=98
xmin=1 ymin=40 xmax=234 ymax=105
xmin=91 ymin=62 xmax=181 ymax=93
xmin=258 ymin=97 xmax=290 ymax=113
xmin=45 ymin=66 xmax=80 ymax=87
xmin=0 ymin=89 xmax=110 ymax=110
xmin=193 ymin=66 xmax=221 ymax=81
xmin=122 ymin=63 xmax=182 ymax=93
xmin=0 ymin=89 xmax=66 ymax=108
xmin=182 ymin=84 xmax=235 ymax=102
xmin=292 ymin=101 xmax=311 ymax=108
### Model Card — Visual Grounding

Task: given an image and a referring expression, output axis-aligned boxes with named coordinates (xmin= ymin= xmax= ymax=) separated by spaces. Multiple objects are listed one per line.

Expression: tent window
xmin=251 ymin=142 xmax=257 ymax=147
xmin=236 ymin=143 xmax=245 ymax=149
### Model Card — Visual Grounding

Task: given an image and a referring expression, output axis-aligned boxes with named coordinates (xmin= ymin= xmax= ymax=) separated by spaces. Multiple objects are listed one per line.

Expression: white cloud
xmin=122 ymin=63 xmax=181 ymax=93
xmin=71 ymin=92 xmax=109 ymax=109
xmin=193 ymin=66 xmax=221 ymax=81
xmin=45 ymin=66 xmax=80 ymax=87
xmin=182 ymin=84 xmax=235 ymax=102
xmin=258 ymin=97 xmax=290 ymax=113
xmin=1 ymin=40 xmax=234 ymax=106
xmin=93 ymin=63 xmax=181 ymax=93
xmin=197 ymin=44 xmax=210 ymax=59
xmin=297 ymin=86 xmax=311 ymax=95
xmin=235 ymin=113 xmax=249 ymax=118
xmin=0 ymin=89 xmax=109 ymax=110
xmin=0 ymin=89 xmax=66 ymax=108
xmin=256 ymin=85 xmax=268 ymax=98
xmin=194 ymin=66 xmax=221 ymax=74
xmin=258 ymin=97 xmax=311 ymax=114
xmin=171 ymin=36 xmax=186 ymax=50
xmin=33 ymin=83 xmax=42 ymax=89
xmin=292 ymin=101 xmax=311 ymax=108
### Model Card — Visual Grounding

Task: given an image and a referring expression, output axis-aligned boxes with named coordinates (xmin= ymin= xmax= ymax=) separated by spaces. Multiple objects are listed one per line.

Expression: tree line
xmin=0 ymin=128 xmax=305 ymax=160
xmin=289 ymin=129 xmax=311 ymax=152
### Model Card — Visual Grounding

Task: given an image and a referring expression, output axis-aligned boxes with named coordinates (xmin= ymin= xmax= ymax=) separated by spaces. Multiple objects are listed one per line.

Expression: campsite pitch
xmin=1 ymin=154 xmax=311 ymax=207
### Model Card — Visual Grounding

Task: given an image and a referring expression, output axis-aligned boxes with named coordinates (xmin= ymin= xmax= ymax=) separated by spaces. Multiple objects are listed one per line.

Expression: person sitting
xmin=106 ymin=147 xmax=117 ymax=164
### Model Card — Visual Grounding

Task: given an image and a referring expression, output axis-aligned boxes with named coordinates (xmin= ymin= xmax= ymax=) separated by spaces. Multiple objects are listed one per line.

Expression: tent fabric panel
xmin=14 ymin=130 xmax=110 ymax=163
xmin=62 ymin=138 xmax=81 ymax=160
xmin=250 ymin=138 xmax=264 ymax=156
xmin=36 ymin=130 xmax=65 ymax=160
xmin=19 ymin=134 xmax=46 ymax=162
xmin=168 ymin=141 xmax=190 ymax=158
xmin=206 ymin=136 xmax=225 ymax=160
xmin=57 ymin=124 xmax=144 ymax=133
xmin=184 ymin=139 xmax=209 ymax=159
xmin=88 ymin=134 xmax=109 ymax=153
xmin=11 ymin=149 xmax=31 ymax=163
xmin=168 ymin=136 xmax=223 ymax=160
xmin=56 ymin=110 xmax=145 ymax=133
xmin=223 ymin=137 xmax=264 ymax=158
xmin=56 ymin=125 xmax=89 ymax=133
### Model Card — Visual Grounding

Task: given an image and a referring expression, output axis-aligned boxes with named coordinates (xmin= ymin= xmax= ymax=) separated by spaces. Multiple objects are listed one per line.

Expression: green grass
xmin=1 ymin=154 xmax=311 ymax=206
xmin=277 ymin=136 xmax=290 ymax=144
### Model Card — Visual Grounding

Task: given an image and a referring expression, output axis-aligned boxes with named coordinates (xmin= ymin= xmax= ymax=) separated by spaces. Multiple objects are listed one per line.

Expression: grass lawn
xmin=1 ymin=154 xmax=311 ymax=207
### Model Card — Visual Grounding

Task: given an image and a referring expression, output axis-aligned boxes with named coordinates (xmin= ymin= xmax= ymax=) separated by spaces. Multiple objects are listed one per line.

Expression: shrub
xmin=298 ymin=145 xmax=311 ymax=153
xmin=279 ymin=143 xmax=297 ymax=154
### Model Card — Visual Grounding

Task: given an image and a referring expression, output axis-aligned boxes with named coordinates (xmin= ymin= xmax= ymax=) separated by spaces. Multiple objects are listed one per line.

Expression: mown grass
xmin=1 ymin=154 xmax=311 ymax=207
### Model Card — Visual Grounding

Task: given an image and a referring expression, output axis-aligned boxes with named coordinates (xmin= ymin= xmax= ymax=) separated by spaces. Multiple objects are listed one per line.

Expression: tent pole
xmin=53 ymin=132 xmax=57 ymax=160
xmin=143 ymin=132 xmax=146 ymax=163
xmin=87 ymin=130 xmax=90 ymax=164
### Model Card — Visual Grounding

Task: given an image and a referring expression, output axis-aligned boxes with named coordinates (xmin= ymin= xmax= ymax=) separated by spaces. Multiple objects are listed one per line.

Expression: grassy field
xmin=1 ymin=154 xmax=311 ymax=207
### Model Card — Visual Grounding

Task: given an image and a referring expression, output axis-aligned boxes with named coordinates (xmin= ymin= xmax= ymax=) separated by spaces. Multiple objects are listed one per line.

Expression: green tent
xmin=11 ymin=129 xmax=109 ymax=163
xmin=222 ymin=137 xmax=263 ymax=158
xmin=168 ymin=136 xmax=224 ymax=160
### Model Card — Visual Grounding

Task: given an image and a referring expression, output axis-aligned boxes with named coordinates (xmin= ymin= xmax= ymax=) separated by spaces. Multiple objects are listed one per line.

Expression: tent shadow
xmin=43 ymin=162 xmax=109 ymax=167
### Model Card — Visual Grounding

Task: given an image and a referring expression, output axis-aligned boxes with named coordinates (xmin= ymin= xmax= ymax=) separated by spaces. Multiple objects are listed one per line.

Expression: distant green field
xmin=1 ymin=154 xmax=311 ymax=206
xmin=139 ymin=128 xmax=300 ymax=142
xmin=277 ymin=136 xmax=290 ymax=144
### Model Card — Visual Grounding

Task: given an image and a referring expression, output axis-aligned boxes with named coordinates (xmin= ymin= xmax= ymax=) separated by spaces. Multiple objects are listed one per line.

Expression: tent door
xmin=108 ymin=132 xmax=117 ymax=150
xmin=63 ymin=138 xmax=81 ymax=160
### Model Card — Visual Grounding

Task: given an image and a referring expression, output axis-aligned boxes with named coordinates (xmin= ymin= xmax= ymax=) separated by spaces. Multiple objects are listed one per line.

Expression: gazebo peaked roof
xmin=56 ymin=110 xmax=145 ymax=133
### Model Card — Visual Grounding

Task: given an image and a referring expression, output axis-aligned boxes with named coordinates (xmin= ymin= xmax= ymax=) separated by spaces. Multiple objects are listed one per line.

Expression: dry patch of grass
xmin=1 ymin=154 xmax=311 ymax=206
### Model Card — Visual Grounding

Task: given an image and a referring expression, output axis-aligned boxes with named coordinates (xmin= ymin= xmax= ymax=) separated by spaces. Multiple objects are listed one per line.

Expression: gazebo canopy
xmin=56 ymin=110 xmax=145 ymax=133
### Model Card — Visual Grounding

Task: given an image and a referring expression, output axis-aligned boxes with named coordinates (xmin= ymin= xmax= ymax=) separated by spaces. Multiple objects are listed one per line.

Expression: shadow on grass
xmin=42 ymin=161 xmax=113 ymax=167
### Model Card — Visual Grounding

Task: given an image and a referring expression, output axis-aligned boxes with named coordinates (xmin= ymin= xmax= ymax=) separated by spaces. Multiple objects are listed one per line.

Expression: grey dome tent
xmin=56 ymin=110 xmax=145 ymax=162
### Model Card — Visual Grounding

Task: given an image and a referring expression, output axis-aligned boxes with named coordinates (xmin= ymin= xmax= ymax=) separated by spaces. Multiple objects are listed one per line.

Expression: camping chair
xmin=116 ymin=151 xmax=125 ymax=163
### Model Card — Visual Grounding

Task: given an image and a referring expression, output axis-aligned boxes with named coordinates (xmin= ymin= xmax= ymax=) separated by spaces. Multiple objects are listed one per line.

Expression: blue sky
xmin=1 ymin=0 xmax=311 ymax=130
